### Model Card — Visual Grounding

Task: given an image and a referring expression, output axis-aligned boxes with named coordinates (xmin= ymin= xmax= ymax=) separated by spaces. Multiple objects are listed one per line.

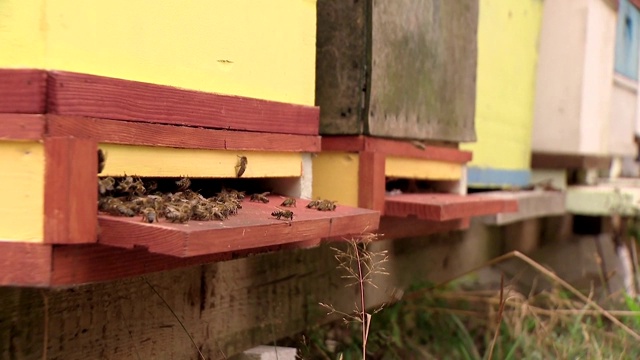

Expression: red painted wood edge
xmin=47 ymin=115 xmax=321 ymax=152
xmin=384 ymin=193 xmax=518 ymax=221
xmin=0 ymin=69 xmax=47 ymax=113
xmin=0 ymin=242 xmax=52 ymax=286
xmin=46 ymin=71 xmax=320 ymax=135
xmin=322 ymin=136 xmax=471 ymax=163
xmin=98 ymin=195 xmax=379 ymax=258
xmin=358 ymin=151 xmax=386 ymax=212
xmin=50 ymin=239 xmax=331 ymax=287
xmin=0 ymin=114 xmax=46 ymax=140
xmin=44 ymin=137 xmax=98 ymax=244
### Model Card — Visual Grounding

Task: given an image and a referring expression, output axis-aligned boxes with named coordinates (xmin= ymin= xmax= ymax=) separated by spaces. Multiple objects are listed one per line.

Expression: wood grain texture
xmin=378 ymin=217 xmax=470 ymax=239
xmin=47 ymin=115 xmax=321 ymax=152
xmin=0 ymin=114 xmax=45 ymax=140
xmin=322 ymin=136 xmax=472 ymax=163
xmin=384 ymin=193 xmax=518 ymax=221
xmin=479 ymin=190 xmax=566 ymax=225
xmin=531 ymin=152 xmax=612 ymax=170
xmin=46 ymin=71 xmax=320 ymax=135
xmin=0 ymin=242 xmax=51 ymax=286
xmin=98 ymin=195 xmax=379 ymax=258
xmin=358 ymin=151 xmax=386 ymax=212
xmin=44 ymin=137 xmax=98 ymax=244
xmin=0 ymin=69 xmax=47 ymax=113
xmin=0 ymin=231 xmax=505 ymax=359
xmin=367 ymin=0 xmax=478 ymax=141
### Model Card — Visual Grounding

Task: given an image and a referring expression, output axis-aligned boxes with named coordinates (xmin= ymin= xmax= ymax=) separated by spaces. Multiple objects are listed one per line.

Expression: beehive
xmin=315 ymin=0 xmax=479 ymax=142
xmin=0 ymin=0 xmax=381 ymax=286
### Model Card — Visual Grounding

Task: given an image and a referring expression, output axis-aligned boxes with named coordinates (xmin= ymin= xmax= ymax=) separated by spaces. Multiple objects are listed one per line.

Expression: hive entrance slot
xmin=98 ymin=175 xmax=301 ymax=224
xmin=385 ymin=177 xmax=460 ymax=195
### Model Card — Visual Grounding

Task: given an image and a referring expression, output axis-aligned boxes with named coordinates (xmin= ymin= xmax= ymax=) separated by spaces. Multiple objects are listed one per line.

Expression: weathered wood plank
xmin=480 ymin=190 xmax=566 ymax=225
xmin=384 ymin=193 xmax=517 ymax=221
xmin=46 ymin=71 xmax=320 ymax=135
xmin=315 ymin=0 xmax=368 ymax=135
xmin=321 ymin=135 xmax=472 ymax=163
xmin=46 ymin=115 xmax=321 ymax=152
xmin=367 ymin=0 xmax=478 ymax=141
xmin=0 ymin=69 xmax=47 ymax=113
xmin=531 ymin=151 xmax=612 ymax=170
xmin=0 ymin=225 xmax=508 ymax=359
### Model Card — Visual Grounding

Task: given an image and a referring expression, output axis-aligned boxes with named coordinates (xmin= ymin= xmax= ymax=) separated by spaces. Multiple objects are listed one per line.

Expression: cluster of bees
xmin=97 ymin=150 xmax=337 ymax=225
xmin=98 ymin=176 xmax=244 ymax=223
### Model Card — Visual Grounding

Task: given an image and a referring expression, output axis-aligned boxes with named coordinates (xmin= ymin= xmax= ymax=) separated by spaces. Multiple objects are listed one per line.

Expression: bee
xmin=280 ymin=197 xmax=296 ymax=207
xmin=141 ymin=207 xmax=158 ymax=223
xmin=145 ymin=180 xmax=158 ymax=193
xmin=164 ymin=205 xmax=191 ymax=223
xmin=250 ymin=192 xmax=270 ymax=203
xmin=191 ymin=203 xmax=213 ymax=221
xmin=317 ymin=200 xmax=337 ymax=211
xmin=98 ymin=149 xmax=107 ymax=174
xmin=98 ymin=177 xmax=115 ymax=195
xmin=143 ymin=195 xmax=165 ymax=213
xmin=175 ymin=177 xmax=191 ymax=192
xmin=271 ymin=209 xmax=294 ymax=221
xmin=306 ymin=199 xmax=322 ymax=209
xmin=99 ymin=197 xmax=136 ymax=217
xmin=235 ymin=155 xmax=248 ymax=177
xmin=116 ymin=176 xmax=146 ymax=196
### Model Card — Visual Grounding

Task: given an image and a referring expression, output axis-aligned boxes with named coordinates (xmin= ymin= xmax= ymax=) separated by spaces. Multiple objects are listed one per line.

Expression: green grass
xmin=292 ymin=282 xmax=640 ymax=360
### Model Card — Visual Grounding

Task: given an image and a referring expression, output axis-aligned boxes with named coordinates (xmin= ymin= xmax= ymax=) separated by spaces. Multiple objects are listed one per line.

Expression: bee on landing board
xmin=250 ymin=192 xmax=270 ymax=203
xmin=271 ymin=209 xmax=294 ymax=221
xmin=141 ymin=207 xmax=158 ymax=223
xmin=280 ymin=197 xmax=296 ymax=207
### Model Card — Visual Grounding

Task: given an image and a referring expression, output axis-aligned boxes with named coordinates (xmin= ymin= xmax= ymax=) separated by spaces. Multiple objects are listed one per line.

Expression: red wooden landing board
xmin=384 ymin=193 xmax=518 ymax=221
xmin=98 ymin=195 xmax=380 ymax=258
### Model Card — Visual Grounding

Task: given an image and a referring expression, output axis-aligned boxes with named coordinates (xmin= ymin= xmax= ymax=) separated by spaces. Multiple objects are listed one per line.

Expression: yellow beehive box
xmin=461 ymin=0 xmax=544 ymax=188
xmin=0 ymin=0 xmax=316 ymax=107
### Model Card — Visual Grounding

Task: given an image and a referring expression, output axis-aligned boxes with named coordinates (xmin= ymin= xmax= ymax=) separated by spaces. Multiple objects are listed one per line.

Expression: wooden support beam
xmin=44 ymin=136 xmax=98 ymax=244
xmin=0 ymin=114 xmax=46 ymax=141
xmin=46 ymin=115 xmax=321 ymax=152
xmin=358 ymin=151 xmax=386 ymax=212
xmin=46 ymin=71 xmax=320 ymax=135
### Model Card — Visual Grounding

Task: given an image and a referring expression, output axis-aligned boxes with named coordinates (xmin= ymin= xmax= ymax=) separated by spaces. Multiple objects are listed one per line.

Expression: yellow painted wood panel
xmin=0 ymin=141 xmax=44 ymax=242
xmin=99 ymin=144 xmax=302 ymax=178
xmin=461 ymin=0 xmax=543 ymax=170
xmin=311 ymin=152 xmax=359 ymax=207
xmin=385 ymin=156 xmax=462 ymax=180
xmin=0 ymin=0 xmax=316 ymax=106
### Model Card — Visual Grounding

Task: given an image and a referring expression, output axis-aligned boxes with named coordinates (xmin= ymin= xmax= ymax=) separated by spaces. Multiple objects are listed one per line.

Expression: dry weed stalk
xmin=404 ymin=251 xmax=640 ymax=342
xmin=319 ymin=233 xmax=389 ymax=359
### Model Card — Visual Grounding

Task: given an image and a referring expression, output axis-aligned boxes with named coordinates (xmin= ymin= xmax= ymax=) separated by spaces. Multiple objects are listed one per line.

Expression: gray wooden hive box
xmin=316 ymin=0 xmax=478 ymax=142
